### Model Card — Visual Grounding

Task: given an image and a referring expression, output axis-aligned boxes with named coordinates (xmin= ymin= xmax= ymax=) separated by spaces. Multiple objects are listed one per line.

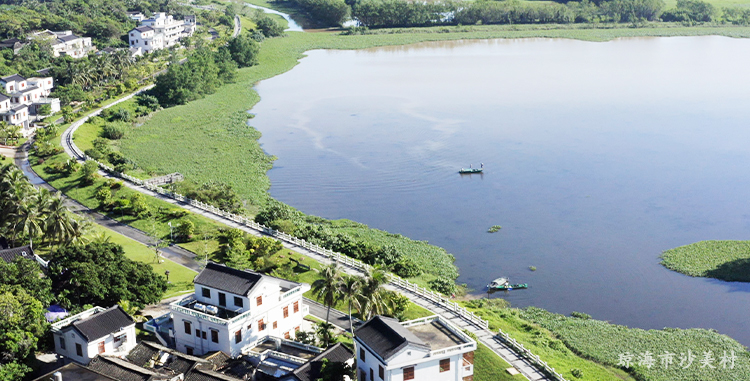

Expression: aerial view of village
xmin=0 ymin=0 xmax=749 ymax=380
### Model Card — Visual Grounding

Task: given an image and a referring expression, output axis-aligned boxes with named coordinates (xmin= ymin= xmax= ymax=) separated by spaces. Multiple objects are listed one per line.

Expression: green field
xmin=87 ymin=224 xmax=197 ymax=299
xmin=462 ymin=302 xmax=635 ymax=380
xmin=661 ymin=240 xmax=750 ymax=282
xmin=474 ymin=343 xmax=527 ymax=381
xmin=520 ymin=307 xmax=750 ymax=381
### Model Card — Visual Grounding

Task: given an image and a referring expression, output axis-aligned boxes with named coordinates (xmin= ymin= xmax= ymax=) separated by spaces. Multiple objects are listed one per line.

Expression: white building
xmin=169 ymin=262 xmax=310 ymax=357
xmin=128 ymin=12 xmax=196 ymax=53
xmin=354 ymin=315 xmax=476 ymax=381
xmin=0 ymin=73 xmax=60 ymax=130
xmin=51 ymin=305 xmax=137 ymax=365
xmin=31 ymin=30 xmax=96 ymax=58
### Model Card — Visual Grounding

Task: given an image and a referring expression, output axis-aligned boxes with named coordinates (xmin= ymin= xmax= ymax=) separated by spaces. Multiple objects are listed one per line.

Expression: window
xmin=258 ymin=319 xmax=265 ymax=331
xmin=196 ymin=329 xmax=200 ymax=337
xmin=272 ymin=321 xmax=277 ymax=329
xmin=293 ymin=301 xmax=299 ymax=313
xmin=370 ymin=368 xmax=374 ymax=381
xmin=98 ymin=341 xmax=105 ymax=354
xmin=360 ymin=348 xmax=366 ymax=361
xmin=211 ymin=330 xmax=219 ymax=343
xmin=75 ymin=343 xmax=83 ymax=357
xmin=403 ymin=366 xmax=414 ymax=380
xmin=184 ymin=321 xmax=192 ymax=335
xmin=218 ymin=292 xmax=226 ymax=307
xmin=59 ymin=337 xmax=66 ymax=350
xmin=360 ymin=370 xmax=367 ymax=381
xmin=235 ymin=330 xmax=242 ymax=344
xmin=294 ymin=326 xmax=300 ymax=332
xmin=202 ymin=287 xmax=211 ymax=298
xmin=439 ymin=359 xmax=450 ymax=372
xmin=247 ymin=324 xmax=252 ymax=331
xmin=202 ymin=331 xmax=207 ymax=340
xmin=284 ymin=331 xmax=290 ymax=339
xmin=234 ymin=296 xmax=243 ymax=307
xmin=186 ymin=346 xmax=194 ymax=356
xmin=256 ymin=296 xmax=263 ymax=306
xmin=379 ymin=365 xmax=384 ymax=379
xmin=283 ymin=306 xmax=289 ymax=318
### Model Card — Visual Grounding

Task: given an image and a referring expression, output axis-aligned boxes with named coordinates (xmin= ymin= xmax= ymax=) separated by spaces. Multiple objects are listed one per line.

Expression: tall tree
xmin=311 ymin=262 xmax=341 ymax=339
xmin=338 ymin=275 xmax=361 ymax=338
xmin=358 ymin=267 xmax=390 ymax=320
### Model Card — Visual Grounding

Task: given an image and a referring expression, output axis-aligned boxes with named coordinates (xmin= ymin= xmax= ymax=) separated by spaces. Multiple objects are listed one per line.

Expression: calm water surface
xmin=252 ymin=37 xmax=750 ymax=345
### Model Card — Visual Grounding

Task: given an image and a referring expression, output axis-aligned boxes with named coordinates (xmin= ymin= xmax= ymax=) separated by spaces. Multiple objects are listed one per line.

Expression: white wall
xmin=355 ymin=341 xmax=468 ymax=381
xmin=53 ymin=325 xmax=136 ymax=365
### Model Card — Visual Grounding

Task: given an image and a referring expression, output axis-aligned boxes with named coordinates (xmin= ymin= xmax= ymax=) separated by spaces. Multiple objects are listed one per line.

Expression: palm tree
xmin=338 ymin=275 xmax=362 ymax=338
xmin=44 ymin=194 xmax=74 ymax=247
xmin=358 ymin=267 xmax=390 ymax=320
xmin=315 ymin=321 xmax=336 ymax=348
xmin=311 ymin=262 xmax=341 ymax=333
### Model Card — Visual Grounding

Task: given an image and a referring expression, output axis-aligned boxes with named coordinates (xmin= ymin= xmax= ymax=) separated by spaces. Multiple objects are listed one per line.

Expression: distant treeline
xmin=281 ymin=0 xmax=750 ymax=28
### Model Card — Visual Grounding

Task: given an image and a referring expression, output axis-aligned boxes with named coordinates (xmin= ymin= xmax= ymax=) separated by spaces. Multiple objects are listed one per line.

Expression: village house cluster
xmin=128 ymin=12 xmax=197 ymax=54
xmin=3 ymin=256 xmax=479 ymax=381
xmin=0 ymin=73 xmax=60 ymax=134
xmin=0 ymin=30 xmax=96 ymax=58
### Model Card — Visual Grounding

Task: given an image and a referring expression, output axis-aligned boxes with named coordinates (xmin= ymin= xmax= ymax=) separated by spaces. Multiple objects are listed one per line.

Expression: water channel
xmin=251 ymin=36 xmax=750 ymax=345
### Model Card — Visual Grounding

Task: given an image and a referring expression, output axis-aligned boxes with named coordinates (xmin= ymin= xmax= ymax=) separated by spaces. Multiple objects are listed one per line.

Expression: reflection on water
xmin=251 ymin=36 xmax=750 ymax=345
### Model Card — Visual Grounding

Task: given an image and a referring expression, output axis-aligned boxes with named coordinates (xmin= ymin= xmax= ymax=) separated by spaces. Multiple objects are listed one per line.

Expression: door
xmin=218 ymin=292 xmax=226 ymax=307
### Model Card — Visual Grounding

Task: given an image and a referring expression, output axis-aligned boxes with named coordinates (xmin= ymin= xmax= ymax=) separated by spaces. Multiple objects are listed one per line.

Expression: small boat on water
xmin=459 ymin=163 xmax=484 ymax=174
xmin=487 ymin=277 xmax=528 ymax=291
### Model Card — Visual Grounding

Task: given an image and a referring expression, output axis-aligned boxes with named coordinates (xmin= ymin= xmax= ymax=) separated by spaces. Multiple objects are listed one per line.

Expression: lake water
xmin=251 ymin=36 xmax=750 ymax=345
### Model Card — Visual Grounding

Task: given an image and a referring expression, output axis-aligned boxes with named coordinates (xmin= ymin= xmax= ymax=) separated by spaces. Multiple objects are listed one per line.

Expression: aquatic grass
xmin=520 ymin=307 xmax=750 ymax=381
xmin=488 ymin=225 xmax=502 ymax=233
xmin=661 ymin=240 xmax=750 ymax=281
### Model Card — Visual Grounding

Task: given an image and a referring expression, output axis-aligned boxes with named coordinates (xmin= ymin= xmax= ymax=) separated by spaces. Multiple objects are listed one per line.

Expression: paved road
xmin=13 ymin=142 xmax=200 ymax=273
xmin=303 ymin=297 xmax=363 ymax=332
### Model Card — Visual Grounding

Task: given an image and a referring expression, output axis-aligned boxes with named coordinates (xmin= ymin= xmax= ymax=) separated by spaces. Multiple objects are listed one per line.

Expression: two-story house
xmin=170 ymin=262 xmax=310 ymax=357
xmin=0 ymin=73 xmax=60 ymax=129
xmin=31 ymin=30 xmax=96 ymax=58
xmin=51 ymin=305 xmax=137 ymax=365
xmin=354 ymin=315 xmax=477 ymax=381
xmin=128 ymin=12 xmax=196 ymax=53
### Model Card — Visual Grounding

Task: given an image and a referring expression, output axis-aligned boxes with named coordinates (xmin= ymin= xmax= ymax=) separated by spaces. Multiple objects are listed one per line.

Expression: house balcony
xmin=462 ymin=357 xmax=474 ymax=377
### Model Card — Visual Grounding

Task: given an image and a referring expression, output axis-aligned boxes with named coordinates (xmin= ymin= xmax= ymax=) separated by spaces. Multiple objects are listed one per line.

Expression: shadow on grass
xmin=705 ymin=258 xmax=750 ymax=282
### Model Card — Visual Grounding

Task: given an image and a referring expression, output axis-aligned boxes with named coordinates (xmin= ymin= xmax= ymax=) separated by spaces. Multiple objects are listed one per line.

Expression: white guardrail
xmin=64 ymin=91 xmax=566 ymax=381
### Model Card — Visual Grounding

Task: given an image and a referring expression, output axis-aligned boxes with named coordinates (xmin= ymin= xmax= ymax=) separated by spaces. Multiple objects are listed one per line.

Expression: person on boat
xmin=481 ymin=163 xmax=484 ymax=168
xmin=469 ymin=164 xmax=472 ymax=168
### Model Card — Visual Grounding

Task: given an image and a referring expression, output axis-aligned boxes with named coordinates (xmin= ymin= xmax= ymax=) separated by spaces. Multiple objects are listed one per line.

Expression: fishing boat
xmin=487 ymin=277 xmax=528 ymax=291
xmin=459 ymin=163 xmax=484 ymax=174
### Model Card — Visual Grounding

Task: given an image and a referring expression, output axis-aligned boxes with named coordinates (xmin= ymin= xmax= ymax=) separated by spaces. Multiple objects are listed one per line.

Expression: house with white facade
xmin=31 ymin=30 xmax=96 ymax=58
xmin=51 ymin=305 xmax=137 ymax=365
xmin=168 ymin=262 xmax=310 ymax=357
xmin=128 ymin=12 xmax=196 ymax=53
xmin=0 ymin=73 xmax=60 ymax=131
xmin=354 ymin=315 xmax=476 ymax=381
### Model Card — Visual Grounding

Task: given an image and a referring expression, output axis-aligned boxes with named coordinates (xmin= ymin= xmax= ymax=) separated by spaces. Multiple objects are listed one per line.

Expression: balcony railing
xmin=462 ymin=357 xmax=474 ymax=376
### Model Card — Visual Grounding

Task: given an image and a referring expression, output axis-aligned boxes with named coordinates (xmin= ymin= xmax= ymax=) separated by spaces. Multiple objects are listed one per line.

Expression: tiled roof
xmin=193 ymin=262 xmax=263 ymax=296
xmin=135 ymin=26 xmax=154 ymax=32
xmin=1 ymin=73 xmax=25 ymax=83
xmin=19 ymin=85 xmax=41 ymax=94
xmin=72 ymin=305 xmax=134 ymax=341
xmin=290 ymin=343 xmax=354 ymax=381
xmin=31 ymin=362 xmax=118 ymax=381
xmin=184 ymin=369 xmax=242 ymax=381
xmin=11 ymin=104 xmax=28 ymax=112
xmin=88 ymin=356 xmax=168 ymax=381
xmin=126 ymin=342 xmax=161 ymax=367
xmin=354 ymin=316 xmax=430 ymax=361
xmin=57 ymin=34 xmax=81 ymax=42
xmin=0 ymin=93 xmax=8 ymax=102
xmin=0 ymin=245 xmax=34 ymax=263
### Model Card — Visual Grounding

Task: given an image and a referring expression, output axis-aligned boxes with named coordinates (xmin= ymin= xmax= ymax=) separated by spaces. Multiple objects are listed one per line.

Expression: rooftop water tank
xmin=206 ymin=305 xmax=219 ymax=315
xmin=194 ymin=303 xmax=206 ymax=313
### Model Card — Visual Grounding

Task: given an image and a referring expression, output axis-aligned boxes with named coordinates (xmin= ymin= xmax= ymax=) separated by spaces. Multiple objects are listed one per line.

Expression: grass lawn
xmin=87 ymin=224 xmax=197 ymax=299
xmin=474 ymin=343 xmax=527 ymax=381
xmin=661 ymin=240 xmax=750 ymax=282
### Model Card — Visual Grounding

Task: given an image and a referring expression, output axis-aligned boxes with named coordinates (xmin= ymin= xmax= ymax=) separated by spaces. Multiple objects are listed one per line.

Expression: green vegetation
xmin=488 ymin=225 xmax=502 ymax=233
xmin=521 ymin=307 xmax=750 ymax=381
xmin=462 ymin=299 xmax=635 ymax=380
xmin=87 ymin=224 xmax=196 ymax=298
xmin=661 ymin=240 xmax=750 ymax=281
xmin=474 ymin=343 xmax=526 ymax=381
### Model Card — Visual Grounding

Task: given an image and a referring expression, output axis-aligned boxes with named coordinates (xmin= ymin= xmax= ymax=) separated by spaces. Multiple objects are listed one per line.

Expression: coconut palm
xmin=338 ymin=275 xmax=362 ymax=338
xmin=358 ymin=266 xmax=390 ymax=320
xmin=311 ymin=262 xmax=341 ymax=329
xmin=44 ymin=194 xmax=74 ymax=247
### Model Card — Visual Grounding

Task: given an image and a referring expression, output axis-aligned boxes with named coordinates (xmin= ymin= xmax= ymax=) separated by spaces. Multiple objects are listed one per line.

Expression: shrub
xmin=137 ymin=94 xmax=160 ymax=112
xmin=255 ymin=15 xmax=284 ymax=37
xmin=393 ymin=257 xmax=422 ymax=278
xmin=176 ymin=219 xmax=195 ymax=241
xmin=270 ymin=219 xmax=298 ymax=235
xmin=92 ymin=138 xmax=111 ymax=154
xmin=129 ymin=193 xmax=150 ymax=217
xmin=81 ymin=160 xmax=99 ymax=177
xmin=84 ymin=148 xmax=104 ymax=161
xmin=571 ymin=311 xmax=592 ymax=320
xmin=102 ymin=122 xmax=126 ymax=140
xmin=228 ymin=34 xmax=260 ymax=67
xmin=571 ymin=368 xmax=584 ymax=378
xmin=429 ymin=277 xmax=457 ymax=295
xmin=95 ymin=187 xmax=112 ymax=208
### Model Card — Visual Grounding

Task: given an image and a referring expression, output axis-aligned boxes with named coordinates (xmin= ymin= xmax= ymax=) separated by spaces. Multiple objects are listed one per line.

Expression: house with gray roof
xmin=52 ymin=305 xmax=137 ymax=364
xmin=159 ymin=262 xmax=309 ymax=357
xmin=354 ymin=315 xmax=476 ymax=381
xmin=30 ymin=30 xmax=96 ymax=58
